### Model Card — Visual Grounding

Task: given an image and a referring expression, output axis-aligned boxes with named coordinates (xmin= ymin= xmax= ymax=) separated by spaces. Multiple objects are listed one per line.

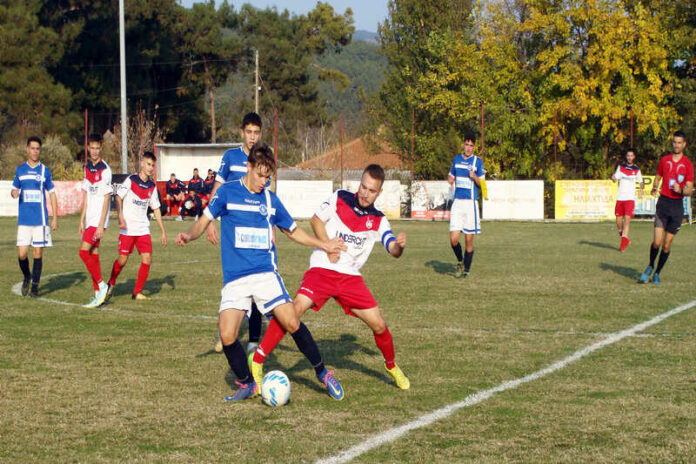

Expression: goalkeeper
xmin=179 ymin=189 xmax=203 ymax=220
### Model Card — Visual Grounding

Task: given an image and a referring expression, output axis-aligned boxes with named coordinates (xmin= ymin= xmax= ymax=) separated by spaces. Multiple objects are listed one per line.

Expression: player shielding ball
xmin=11 ymin=137 xmax=58 ymax=298
xmin=639 ymin=130 xmax=694 ymax=285
xmin=106 ymin=152 xmax=167 ymax=300
xmin=611 ymin=148 xmax=644 ymax=252
xmin=448 ymin=133 xmax=485 ymax=278
xmin=79 ymin=134 xmax=113 ymax=308
xmin=176 ymin=143 xmax=346 ymax=401
xmin=250 ymin=164 xmax=411 ymax=392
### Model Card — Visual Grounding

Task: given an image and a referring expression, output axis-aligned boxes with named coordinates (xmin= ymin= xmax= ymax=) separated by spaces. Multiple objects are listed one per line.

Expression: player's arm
xmin=651 ymin=175 xmax=661 ymax=196
xmin=281 ymin=225 xmax=345 ymax=255
xmin=48 ymin=191 xmax=58 ymax=230
xmin=79 ymin=190 xmax=87 ymax=234
xmin=94 ymin=191 xmax=110 ymax=240
xmin=205 ymin=180 xmax=223 ymax=245
xmin=310 ymin=214 xmax=330 ymax=241
xmin=176 ymin=214 xmax=213 ymax=246
xmin=447 ymin=173 xmax=455 ymax=185
xmin=152 ymin=208 xmax=167 ymax=248
xmin=387 ymin=232 xmax=407 ymax=258
xmin=115 ymin=194 xmax=126 ymax=229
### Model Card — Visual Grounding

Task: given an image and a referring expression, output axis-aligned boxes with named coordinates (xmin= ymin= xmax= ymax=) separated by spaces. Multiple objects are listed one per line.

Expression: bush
xmin=0 ymin=135 xmax=82 ymax=181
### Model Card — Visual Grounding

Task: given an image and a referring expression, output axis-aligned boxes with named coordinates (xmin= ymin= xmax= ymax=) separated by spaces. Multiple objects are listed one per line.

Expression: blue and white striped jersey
xmin=216 ymin=147 xmax=248 ymax=184
xmin=449 ymin=154 xmax=485 ymax=200
xmin=204 ymin=179 xmax=296 ymax=285
xmin=12 ymin=162 xmax=55 ymax=226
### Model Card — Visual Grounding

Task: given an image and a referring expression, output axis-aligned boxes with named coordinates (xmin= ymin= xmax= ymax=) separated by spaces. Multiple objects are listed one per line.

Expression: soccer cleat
xmin=463 ymin=271 xmax=470 ymax=279
xmin=619 ymin=236 xmax=630 ymax=252
xmin=318 ymin=369 xmax=344 ymax=401
xmin=652 ymin=273 xmax=661 ymax=285
xmin=638 ymin=266 xmax=653 ymax=284
xmin=224 ymin=380 xmax=258 ymax=402
xmin=454 ymin=261 xmax=464 ymax=278
xmin=29 ymin=288 xmax=39 ymax=298
xmin=132 ymin=292 xmax=151 ymax=301
xmin=385 ymin=363 xmax=410 ymax=390
xmin=251 ymin=360 xmax=263 ymax=388
xmin=106 ymin=283 xmax=113 ymax=299
xmin=21 ymin=278 xmax=31 ymax=297
xmin=213 ymin=332 xmax=223 ymax=353
xmin=84 ymin=285 xmax=109 ymax=309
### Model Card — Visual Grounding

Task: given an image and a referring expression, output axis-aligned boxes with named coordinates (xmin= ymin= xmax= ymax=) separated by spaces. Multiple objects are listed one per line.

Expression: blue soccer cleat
xmin=638 ymin=266 xmax=653 ymax=284
xmin=652 ymin=273 xmax=661 ymax=285
xmin=224 ymin=380 xmax=258 ymax=402
xmin=318 ymin=369 xmax=344 ymax=401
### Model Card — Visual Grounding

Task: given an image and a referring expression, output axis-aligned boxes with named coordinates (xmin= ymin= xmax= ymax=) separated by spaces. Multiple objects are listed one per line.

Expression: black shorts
xmin=654 ymin=196 xmax=684 ymax=235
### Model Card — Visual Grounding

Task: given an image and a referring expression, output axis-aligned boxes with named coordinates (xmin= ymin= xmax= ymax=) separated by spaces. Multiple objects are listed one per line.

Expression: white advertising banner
xmin=343 ymin=180 xmax=402 ymax=218
xmin=276 ymin=180 xmax=333 ymax=219
xmin=0 ymin=180 xmax=19 ymax=216
xmin=482 ymin=180 xmax=544 ymax=220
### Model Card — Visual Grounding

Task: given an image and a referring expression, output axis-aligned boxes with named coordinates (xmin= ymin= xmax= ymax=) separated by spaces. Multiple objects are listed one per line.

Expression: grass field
xmin=1 ymin=215 xmax=695 ymax=463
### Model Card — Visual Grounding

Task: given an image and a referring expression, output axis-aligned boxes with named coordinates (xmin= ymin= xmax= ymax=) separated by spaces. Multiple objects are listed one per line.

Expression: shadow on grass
xmin=599 ymin=262 xmax=639 ymax=280
xmin=425 ymin=260 xmax=456 ymax=275
xmin=579 ymin=240 xmax=618 ymax=250
xmin=40 ymin=271 xmax=86 ymax=295
xmin=109 ymin=274 xmax=176 ymax=297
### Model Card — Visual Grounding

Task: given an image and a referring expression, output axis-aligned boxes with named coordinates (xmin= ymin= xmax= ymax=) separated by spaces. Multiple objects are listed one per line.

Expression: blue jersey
xmin=204 ymin=179 xmax=297 ymax=285
xmin=216 ymin=147 xmax=248 ymax=184
xmin=449 ymin=154 xmax=485 ymax=200
xmin=12 ymin=162 xmax=56 ymax=226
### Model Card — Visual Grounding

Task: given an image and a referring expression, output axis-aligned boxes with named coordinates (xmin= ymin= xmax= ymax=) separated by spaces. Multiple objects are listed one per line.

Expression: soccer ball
xmin=261 ymin=370 xmax=291 ymax=407
xmin=184 ymin=199 xmax=193 ymax=209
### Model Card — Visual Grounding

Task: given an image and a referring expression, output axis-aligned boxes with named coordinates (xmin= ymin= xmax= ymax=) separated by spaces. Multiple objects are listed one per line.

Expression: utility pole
xmin=119 ymin=0 xmax=128 ymax=173
xmin=255 ymin=50 xmax=259 ymax=114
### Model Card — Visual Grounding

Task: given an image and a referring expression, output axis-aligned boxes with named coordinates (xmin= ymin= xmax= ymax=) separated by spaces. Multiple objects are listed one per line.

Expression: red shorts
xmin=81 ymin=226 xmax=102 ymax=247
xmin=118 ymin=234 xmax=152 ymax=255
xmin=296 ymin=267 xmax=377 ymax=316
xmin=615 ymin=200 xmax=635 ymax=217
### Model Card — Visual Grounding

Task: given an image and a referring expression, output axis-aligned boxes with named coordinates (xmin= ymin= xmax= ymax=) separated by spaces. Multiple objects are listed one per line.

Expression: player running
xmin=250 ymin=164 xmax=411 ymax=392
xmin=448 ymin=133 xmax=485 ymax=278
xmin=611 ymin=148 xmax=644 ymax=252
xmin=79 ymin=134 xmax=113 ymax=308
xmin=207 ymin=112 xmax=264 ymax=354
xmin=176 ymin=143 xmax=346 ymax=401
xmin=639 ymin=131 xmax=694 ymax=285
xmin=106 ymin=152 xmax=167 ymax=300
xmin=11 ymin=136 xmax=58 ymax=298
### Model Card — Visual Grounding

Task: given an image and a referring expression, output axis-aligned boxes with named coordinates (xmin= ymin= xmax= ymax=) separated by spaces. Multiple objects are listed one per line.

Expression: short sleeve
xmin=216 ymin=152 xmax=230 ymax=183
xmin=101 ymin=168 xmax=113 ymax=196
xmin=378 ymin=216 xmax=396 ymax=252
xmin=44 ymin=168 xmax=55 ymax=192
xmin=12 ymin=169 xmax=20 ymax=189
xmin=149 ymin=188 xmax=161 ymax=210
xmin=476 ymin=158 xmax=485 ymax=178
xmin=117 ymin=177 xmax=131 ymax=199
xmin=613 ymin=165 xmax=621 ymax=179
xmin=272 ymin=193 xmax=297 ymax=232
xmin=314 ymin=191 xmax=338 ymax=222
xmin=449 ymin=158 xmax=457 ymax=177
xmin=687 ymin=160 xmax=695 ymax=183
xmin=636 ymin=169 xmax=643 ymax=184
xmin=205 ymin=187 xmax=226 ymax=220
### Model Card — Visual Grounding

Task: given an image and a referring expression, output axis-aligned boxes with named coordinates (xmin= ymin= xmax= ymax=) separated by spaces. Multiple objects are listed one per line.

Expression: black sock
xmin=248 ymin=303 xmax=262 ymax=344
xmin=464 ymin=250 xmax=474 ymax=272
xmin=290 ymin=322 xmax=325 ymax=377
xmin=451 ymin=243 xmax=463 ymax=262
xmin=31 ymin=258 xmax=43 ymax=289
xmin=648 ymin=245 xmax=659 ymax=267
xmin=222 ymin=340 xmax=252 ymax=383
xmin=655 ymin=251 xmax=670 ymax=274
xmin=18 ymin=258 xmax=30 ymax=280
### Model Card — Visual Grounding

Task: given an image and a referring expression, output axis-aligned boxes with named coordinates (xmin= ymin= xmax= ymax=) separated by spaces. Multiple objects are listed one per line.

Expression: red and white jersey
xmin=309 ymin=190 xmax=396 ymax=276
xmin=82 ymin=159 xmax=112 ymax=228
xmin=613 ymin=163 xmax=642 ymax=201
xmin=116 ymin=174 xmax=160 ymax=236
xmin=657 ymin=154 xmax=694 ymax=199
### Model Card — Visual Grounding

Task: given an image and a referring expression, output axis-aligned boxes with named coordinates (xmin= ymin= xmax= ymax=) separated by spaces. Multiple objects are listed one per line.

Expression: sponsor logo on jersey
xmin=132 ymin=198 xmax=149 ymax=207
xmin=338 ymin=231 xmax=367 ymax=247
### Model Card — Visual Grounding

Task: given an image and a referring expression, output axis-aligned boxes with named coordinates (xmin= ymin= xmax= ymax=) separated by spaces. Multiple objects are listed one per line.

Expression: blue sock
xmin=290 ymin=323 xmax=325 ymax=377
xmin=222 ymin=340 xmax=252 ymax=384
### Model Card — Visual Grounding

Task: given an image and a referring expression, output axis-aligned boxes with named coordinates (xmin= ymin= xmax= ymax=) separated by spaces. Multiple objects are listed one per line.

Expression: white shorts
xmin=16 ymin=225 xmax=53 ymax=247
xmin=219 ymin=271 xmax=292 ymax=316
xmin=449 ymin=198 xmax=481 ymax=234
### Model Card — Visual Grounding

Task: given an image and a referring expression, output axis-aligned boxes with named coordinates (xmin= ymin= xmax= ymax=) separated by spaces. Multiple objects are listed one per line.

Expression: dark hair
xmin=247 ymin=142 xmax=276 ymax=174
xmin=363 ymin=164 xmax=385 ymax=187
xmin=27 ymin=136 xmax=42 ymax=147
xmin=674 ymin=130 xmax=687 ymax=141
xmin=88 ymin=133 xmax=102 ymax=144
xmin=463 ymin=133 xmax=476 ymax=144
xmin=193 ymin=168 xmax=198 ymax=172
xmin=143 ymin=151 xmax=156 ymax=162
xmin=242 ymin=112 xmax=262 ymax=130
xmin=626 ymin=147 xmax=636 ymax=155
xmin=170 ymin=173 xmax=176 ymax=177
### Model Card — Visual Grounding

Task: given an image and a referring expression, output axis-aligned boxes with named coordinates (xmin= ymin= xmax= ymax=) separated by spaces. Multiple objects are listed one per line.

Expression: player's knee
xmin=370 ymin=317 xmax=387 ymax=334
xmin=285 ymin=317 xmax=300 ymax=334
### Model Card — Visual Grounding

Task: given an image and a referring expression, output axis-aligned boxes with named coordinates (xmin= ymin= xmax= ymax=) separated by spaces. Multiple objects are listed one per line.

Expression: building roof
xmin=293 ymin=137 xmax=407 ymax=170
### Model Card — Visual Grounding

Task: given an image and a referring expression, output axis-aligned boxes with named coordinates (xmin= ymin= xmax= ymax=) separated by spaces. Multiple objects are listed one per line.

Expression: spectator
xmin=165 ymin=173 xmax=186 ymax=214
xmin=188 ymin=168 xmax=204 ymax=196
xmin=178 ymin=189 xmax=203 ymax=221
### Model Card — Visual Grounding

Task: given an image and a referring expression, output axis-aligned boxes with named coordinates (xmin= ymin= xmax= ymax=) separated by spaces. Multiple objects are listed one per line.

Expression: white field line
xmin=315 ymin=298 xmax=696 ymax=464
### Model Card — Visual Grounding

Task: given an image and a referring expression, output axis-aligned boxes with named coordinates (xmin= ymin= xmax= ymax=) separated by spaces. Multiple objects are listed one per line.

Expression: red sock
xmin=374 ymin=326 xmax=396 ymax=369
xmin=134 ymin=263 xmax=150 ymax=295
xmin=89 ymin=253 xmax=103 ymax=286
xmin=109 ymin=259 xmax=124 ymax=286
xmin=79 ymin=249 xmax=99 ymax=290
xmin=253 ymin=317 xmax=287 ymax=363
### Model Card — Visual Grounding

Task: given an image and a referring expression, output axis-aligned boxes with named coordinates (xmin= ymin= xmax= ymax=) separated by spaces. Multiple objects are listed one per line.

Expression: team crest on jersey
xmin=259 ymin=204 xmax=268 ymax=216
xmin=365 ymin=218 xmax=373 ymax=229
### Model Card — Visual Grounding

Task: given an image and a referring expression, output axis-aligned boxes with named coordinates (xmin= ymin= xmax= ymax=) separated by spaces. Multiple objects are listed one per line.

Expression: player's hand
xmin=78 ymin=222 xmax=84 ymax=235
xmin=94 ymin=226 xmax=104 ymax=240
xmin=11 ymin=189 xmax=19 ymax=199
xmin=650 ymin=187 xmax=657 ymax=196
xmin=205 ymin=221 xmax=219 ymax=246
xmin=327 ymin=251 xmax=341 ymax=263
xmin=468 ymin=170 xmax=477 ymax=180
xmin=395 ymin=232 xmax=407 ymax=249
xmin=176 ymin=232 xmax=191 ymax=246
xmin=118 ymin=217 xmax=127 ymax=229
xmin=51 ymin=216 xmax=58 ymax=231
xmin=324 ymin=236 xmax=346 ymax=255
xmin=161 ymin=233 xmax=167 ymax=248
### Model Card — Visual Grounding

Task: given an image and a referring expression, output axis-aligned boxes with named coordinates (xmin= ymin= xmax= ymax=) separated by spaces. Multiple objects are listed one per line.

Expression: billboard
xmin=482 ymin=180 xmax=544 ymax=220
xmin=276 ymin=180 xmax=333 ymax=219
xmin=410 ymin=181 xmax=451 ymax=220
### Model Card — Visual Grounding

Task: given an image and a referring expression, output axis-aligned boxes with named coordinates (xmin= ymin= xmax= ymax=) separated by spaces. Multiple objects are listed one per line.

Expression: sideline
xmin=315 ymin=298 xmax=696 ymax=464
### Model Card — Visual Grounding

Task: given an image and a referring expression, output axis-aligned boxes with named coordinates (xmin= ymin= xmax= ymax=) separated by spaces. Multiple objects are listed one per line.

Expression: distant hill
xmin=352 ymin=30 xmax=379 ymax=44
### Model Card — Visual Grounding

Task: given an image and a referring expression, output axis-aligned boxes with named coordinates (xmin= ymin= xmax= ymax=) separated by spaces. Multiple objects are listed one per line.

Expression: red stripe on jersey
xmin=84 ymin=161 xmax=106 ymax=184
xmin=336 ymin=195 xmax=383 ymax=233
xmin=619 ymin=165 xmax=639 ymax=177
xmin=129 ymin=175 xmax=156 ymax=200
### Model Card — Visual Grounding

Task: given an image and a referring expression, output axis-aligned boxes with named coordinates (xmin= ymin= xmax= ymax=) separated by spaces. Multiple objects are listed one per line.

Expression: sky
xmin=179 ymin=0 xmax=388 ymax=32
